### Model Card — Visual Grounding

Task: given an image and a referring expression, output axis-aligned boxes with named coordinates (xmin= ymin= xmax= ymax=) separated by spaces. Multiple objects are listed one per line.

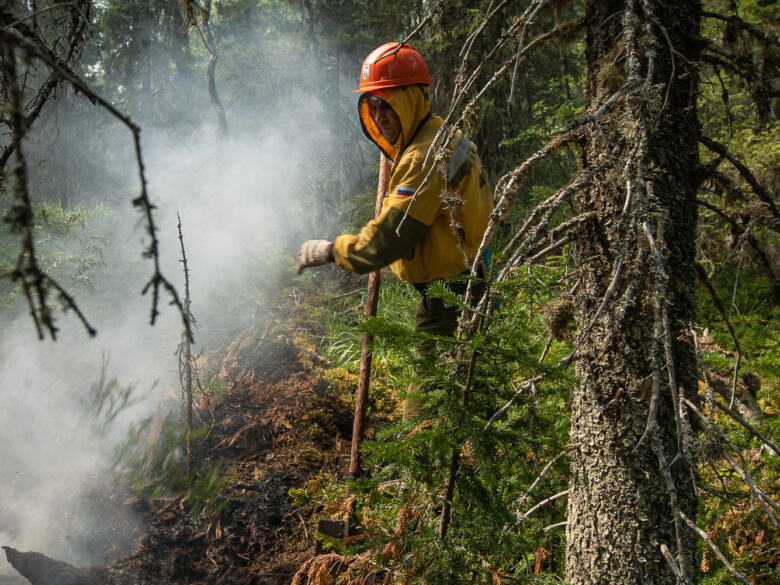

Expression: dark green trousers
xmin=402 ymin=278 xmax=482 ymax=419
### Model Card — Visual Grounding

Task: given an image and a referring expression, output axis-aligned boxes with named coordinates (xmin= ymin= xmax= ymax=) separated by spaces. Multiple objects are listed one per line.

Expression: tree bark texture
xmin=566 ymin=2 xmax=701 ymax=584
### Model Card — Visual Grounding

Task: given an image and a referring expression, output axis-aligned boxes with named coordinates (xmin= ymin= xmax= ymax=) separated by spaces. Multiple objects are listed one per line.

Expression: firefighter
xmin=297 ymin=42 xmax=493 ymax=418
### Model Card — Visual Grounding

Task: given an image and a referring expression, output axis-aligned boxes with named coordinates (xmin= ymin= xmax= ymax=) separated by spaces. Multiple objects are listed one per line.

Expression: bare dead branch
xmin=514 ymin=452 xmax=566 ymax=514
xmin=685 ymin=398 xmax=780 ymax=527
xmin=508 ymin=0 xmax=549 ymax=106
xmin=697 ymin=198 xmax=777 ymax=279
xmin=516 ymin=490 xmax=569 ymax=524
xmin=397 ymin=11 xmax=433 ymax=48
xmin=694 ymin=264 xmax=743 ymax=406
xmin=176 ymin=213 xmax=197 ymax=471
xmin=700 ymin=136 xmax=780 ymax=224
xmin=1 ymin=2 xmax=82 ymax=30
xmin=484 ymin=375 xmax=542 ymax=430
xmin=1 ymin=34 xmax=96 ymax=339
xmin=460 ymin=0 xmax=510 ymax=59
xmin=395 ymin=15 xmax=585 ymax=243
xmin=710 ymin=400 xmax=779 ymax=457
xmin=701 ymin=11 xmax=779 ymax=47
xmin=0 ymin=3 xmax=91 ymax=167
xmin=721 ymin=448 xmax=780 ymax=525
xmin=679 ymin=512 xmax=752 ymax=585
xmin=181 ymin=0 xmax=228 ymax=135
xmin=660 ymin=543 xmax=687 ymax=584
xmin=650 ymin=430 xmax=689 ymax=580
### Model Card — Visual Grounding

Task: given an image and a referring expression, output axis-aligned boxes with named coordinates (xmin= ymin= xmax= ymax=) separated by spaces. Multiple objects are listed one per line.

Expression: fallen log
xmin=2 ymin=546 xmax=94 ymax=585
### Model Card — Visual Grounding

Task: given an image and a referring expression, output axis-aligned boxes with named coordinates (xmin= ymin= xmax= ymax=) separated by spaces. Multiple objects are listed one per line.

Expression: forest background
xmin=0 ymin=1 xmax=778 ymax=585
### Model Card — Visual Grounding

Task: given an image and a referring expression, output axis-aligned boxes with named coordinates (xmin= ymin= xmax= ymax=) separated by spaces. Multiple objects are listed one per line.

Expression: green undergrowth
xmin=288 ymin=242 xmax=778 ymax=584
xmin=112 ymin=416 xmax=230 ymax=518
xmin=291 ymin=258 xmax=577 ymax=584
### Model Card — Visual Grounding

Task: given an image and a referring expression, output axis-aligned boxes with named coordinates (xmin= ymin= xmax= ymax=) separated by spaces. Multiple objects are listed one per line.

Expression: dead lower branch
xmin=516 ymin=489 xmax=569 ymax=524
xmin=679 ymin=512 xmax=752 ymax=585
xmin=701 ymin=11 xmax=779 ymax=47
xmin=700 ymin=136 xmax=780 ymax=227
xmin=694 ymin=264 xmax=743 ymax=408
xmin=697 ymin=197 xmax=777 ymax=281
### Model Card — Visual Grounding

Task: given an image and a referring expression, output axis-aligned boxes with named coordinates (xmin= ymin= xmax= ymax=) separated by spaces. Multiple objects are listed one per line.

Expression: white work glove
xmin=297 ymin=239 xmax=334 ymax=274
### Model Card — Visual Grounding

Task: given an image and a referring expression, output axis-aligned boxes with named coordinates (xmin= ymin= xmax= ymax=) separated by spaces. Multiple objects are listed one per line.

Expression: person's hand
xmin=297 ymin=240 xmax=334 ymax=274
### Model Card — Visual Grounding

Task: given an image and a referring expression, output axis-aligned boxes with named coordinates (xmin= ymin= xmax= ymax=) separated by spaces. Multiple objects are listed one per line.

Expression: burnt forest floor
xmin=3 ymin=271 xmax=404 ymax=585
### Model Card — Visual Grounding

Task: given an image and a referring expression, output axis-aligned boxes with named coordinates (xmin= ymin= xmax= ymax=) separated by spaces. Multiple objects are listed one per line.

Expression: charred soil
xmin=4 ymin=324 xmax=358 ymax=585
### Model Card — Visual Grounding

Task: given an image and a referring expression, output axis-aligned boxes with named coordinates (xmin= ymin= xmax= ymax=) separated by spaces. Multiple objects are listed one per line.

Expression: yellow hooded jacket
xmin=332 ymin=86 xmax=493 ymax=284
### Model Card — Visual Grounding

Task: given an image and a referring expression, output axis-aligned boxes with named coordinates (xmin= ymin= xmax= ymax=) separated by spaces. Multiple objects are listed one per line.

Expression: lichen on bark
xmin=565 ymin=1 xmax=702 ymax=584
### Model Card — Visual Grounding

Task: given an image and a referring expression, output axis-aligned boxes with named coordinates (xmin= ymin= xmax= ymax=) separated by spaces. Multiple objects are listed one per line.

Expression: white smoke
xmin=0 ymin=37 xmax=370 ymax=576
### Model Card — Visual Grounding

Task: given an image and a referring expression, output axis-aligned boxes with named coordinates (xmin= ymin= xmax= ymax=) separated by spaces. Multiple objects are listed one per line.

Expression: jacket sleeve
xmin=332 ymin=153 xmax=443 ymax=274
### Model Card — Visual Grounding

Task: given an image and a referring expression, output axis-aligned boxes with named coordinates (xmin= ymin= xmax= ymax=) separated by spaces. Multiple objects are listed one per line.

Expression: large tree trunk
xmin=566 ymin=2 xmax=701 ymax=584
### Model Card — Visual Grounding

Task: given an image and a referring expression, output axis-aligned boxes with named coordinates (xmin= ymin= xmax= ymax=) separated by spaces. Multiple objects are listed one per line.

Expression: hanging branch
xmin=0 ymin=24 xmax=192 ymax=341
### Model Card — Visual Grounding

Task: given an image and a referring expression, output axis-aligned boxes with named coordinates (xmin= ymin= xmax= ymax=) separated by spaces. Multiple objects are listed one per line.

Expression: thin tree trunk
xmin=201 ymin=0 xmax=228 ymax=136
xmin=566 ymin=2 xmax=701 ymax=584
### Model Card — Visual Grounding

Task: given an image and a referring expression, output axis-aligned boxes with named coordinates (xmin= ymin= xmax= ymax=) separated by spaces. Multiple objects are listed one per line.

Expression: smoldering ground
xmin=0 ymin=33 xmax=372 ymax=579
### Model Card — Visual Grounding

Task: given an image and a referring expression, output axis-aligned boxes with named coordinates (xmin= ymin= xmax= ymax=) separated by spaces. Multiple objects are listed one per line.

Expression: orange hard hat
xmin=353 ymin=42 xmax=433 ymax=93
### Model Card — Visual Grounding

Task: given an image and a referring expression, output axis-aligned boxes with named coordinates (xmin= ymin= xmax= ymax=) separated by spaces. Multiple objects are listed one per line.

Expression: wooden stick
xmin=348 ymin=153 xmax=391 ymax=480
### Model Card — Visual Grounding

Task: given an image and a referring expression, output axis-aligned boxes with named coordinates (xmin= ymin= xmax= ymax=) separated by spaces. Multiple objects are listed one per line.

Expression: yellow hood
xmin=358 ymin=85 xmax=431 ymax=161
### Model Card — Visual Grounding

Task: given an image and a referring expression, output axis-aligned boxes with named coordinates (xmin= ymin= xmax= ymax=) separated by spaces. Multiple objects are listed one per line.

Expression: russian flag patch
xmin=396 ymin=186 xmax=415 ymax=197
